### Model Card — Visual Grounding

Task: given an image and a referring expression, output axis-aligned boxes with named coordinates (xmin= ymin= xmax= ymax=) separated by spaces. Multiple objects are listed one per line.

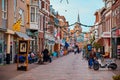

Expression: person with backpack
xmin=88 ymin=48 xmax=96 ymax=69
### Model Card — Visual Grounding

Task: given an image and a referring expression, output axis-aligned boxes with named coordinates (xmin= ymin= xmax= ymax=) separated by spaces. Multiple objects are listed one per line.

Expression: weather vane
xmin=60 ymin=0 xmax=69 ymax=4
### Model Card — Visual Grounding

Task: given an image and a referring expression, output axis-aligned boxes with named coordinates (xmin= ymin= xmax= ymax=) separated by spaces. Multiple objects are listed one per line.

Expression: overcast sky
xmin=50 ymin=0 xmax=104 ymax=32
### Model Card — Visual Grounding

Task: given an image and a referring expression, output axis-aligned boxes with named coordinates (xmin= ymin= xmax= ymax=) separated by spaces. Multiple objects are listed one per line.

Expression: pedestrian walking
xmin=82 ymin=49 xmax=85 ymax=59
xmin=88 ymin=49 xmax=96 ymax=69
xmin=74 ymin=47 xmax=77 ymax=54
xmin=77 ymin=47 xmax=80 ymax=54
xmin=74 ymin=45 xmax=79 ymax=54
xmin=37 ymin=52 xmax=44 ymax=64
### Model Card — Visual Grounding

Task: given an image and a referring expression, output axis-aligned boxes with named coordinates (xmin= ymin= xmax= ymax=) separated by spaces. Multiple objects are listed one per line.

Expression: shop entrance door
xmin=0 ymin=40 xmax=4 ymax=64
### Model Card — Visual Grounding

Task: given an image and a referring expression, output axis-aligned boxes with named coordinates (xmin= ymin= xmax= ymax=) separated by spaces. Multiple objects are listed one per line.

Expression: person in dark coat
xmin=77 ymin=47 xmax=80 ymax=54
xmin=42 ymin=48 xmax=52 ymax=63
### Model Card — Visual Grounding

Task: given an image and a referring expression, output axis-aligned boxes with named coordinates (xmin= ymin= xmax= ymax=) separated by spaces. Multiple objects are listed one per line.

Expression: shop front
xmin=0 ymin=29 xmax=6 ymax=65
xmin=111 ymin=28 xmax=120 ymax=59
xmin=45 ymin=34 xmax=55 ymax=53
xmin=5 ymin=29 xmax=15 ymax=64
xmin=13 ymin=32 xmax=33 ymax=64
xmin=101 ymin=32 xmax=111 ymax=58
xmin=26 ymin=29 xmax=38 ymax=53
xmin=38 ymin=32 xmax=44 ymax=54
xmin=95 ymin=38 xmax=104 ymax=54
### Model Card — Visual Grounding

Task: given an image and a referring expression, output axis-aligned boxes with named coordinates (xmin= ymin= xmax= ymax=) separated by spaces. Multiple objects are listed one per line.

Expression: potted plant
xmin=112 ymin=75 xmax=120 ymax=80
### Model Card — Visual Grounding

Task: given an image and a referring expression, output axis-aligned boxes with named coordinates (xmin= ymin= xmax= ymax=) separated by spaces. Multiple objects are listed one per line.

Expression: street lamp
xmin=60 ymin=0 xmax=69 ymax=4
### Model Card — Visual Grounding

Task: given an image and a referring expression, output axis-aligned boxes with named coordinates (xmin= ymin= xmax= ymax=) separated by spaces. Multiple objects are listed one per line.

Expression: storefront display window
xmin=0 ymin=44 xmax=2 ymax=53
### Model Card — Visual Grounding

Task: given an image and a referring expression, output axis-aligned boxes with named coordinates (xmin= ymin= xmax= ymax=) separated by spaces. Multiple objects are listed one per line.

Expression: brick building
xmin=0 ymin=0 xmax=30 ymax=64
xmin=94 ymin=0 xmax=120 ymax=58
xmin=111 ymin=0 xmax=120 ymax=58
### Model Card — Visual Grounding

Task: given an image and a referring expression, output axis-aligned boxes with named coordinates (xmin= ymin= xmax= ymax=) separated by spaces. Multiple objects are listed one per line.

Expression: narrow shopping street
xmin=8 ymin=53 xmax=116 ymax=80
xmin=0 ymin=0 xmax=120 ymax=80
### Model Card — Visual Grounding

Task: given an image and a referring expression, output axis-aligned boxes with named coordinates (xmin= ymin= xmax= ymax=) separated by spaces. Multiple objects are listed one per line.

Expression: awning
xmin=15 ymin=32 xmax=34 ymax=40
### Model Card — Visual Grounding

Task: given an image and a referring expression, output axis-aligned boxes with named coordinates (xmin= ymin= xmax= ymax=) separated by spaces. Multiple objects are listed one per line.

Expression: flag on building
xmin=13 ymin=18 xmax=21 ymax=31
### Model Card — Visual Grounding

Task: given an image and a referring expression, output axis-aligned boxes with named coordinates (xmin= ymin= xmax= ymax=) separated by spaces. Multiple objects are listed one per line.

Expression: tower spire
xmin=77 ymin=12 xmax=80 ymax=23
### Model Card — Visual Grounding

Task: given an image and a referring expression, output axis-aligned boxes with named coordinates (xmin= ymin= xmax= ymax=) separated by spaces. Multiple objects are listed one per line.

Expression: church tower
xmin=74 ymin=13 xmax=82 ymax=35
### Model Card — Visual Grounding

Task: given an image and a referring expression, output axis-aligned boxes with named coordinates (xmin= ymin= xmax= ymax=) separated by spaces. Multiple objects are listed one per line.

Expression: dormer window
xmin=106 ymin=2 xmax=112 ymax=8
xmin=105 ymin=0 xmax=112 ymax=8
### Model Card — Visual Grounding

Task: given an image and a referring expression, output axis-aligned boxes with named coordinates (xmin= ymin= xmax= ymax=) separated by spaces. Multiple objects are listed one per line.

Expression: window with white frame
xmin=14 ymin=0 xmax=17 ymax=22
xmin=14 ymin=0 xmax=17 ymax=15
xmin=36 ymin=8 xmax=39 ymax=23
xmin=19 ymin=9 xmax=24 ymax=25
xmin=31 ymin=7 xmax=35 ymax=22
xmin=2 ymin=0 xmax=7 ymax=19
xmin=38 ymin=0 xmax=41 ymax=9
xmin=30 ymin=6 xmax=39 ymax=23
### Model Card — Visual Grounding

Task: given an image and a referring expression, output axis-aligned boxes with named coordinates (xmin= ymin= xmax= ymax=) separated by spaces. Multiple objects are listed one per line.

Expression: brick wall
xmin=7 ymin=0 xmax=26 ymax=33
xmin=112 ymin=0 xmax=120 ymax=28
xmin=0 ymin=0 xmax=2 ymax=28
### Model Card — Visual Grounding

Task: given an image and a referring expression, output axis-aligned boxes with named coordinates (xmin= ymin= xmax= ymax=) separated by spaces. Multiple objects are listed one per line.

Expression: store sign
xmin=116 ymin=29 xmax=120 ymax=36
xmin=102 ymin=32 xmax=111 ymax=38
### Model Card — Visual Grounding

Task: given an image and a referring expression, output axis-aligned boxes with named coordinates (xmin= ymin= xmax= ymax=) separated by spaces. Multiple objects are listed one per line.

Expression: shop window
xmin=0 ymin=44 xmax=2 ymax=53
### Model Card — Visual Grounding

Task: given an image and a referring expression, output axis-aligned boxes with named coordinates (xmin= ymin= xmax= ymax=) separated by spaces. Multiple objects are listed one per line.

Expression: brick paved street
xmin=2 ymin=53 xmax=118 ymax=80
xmin=0 ymin=62 xmax=39 ymax=80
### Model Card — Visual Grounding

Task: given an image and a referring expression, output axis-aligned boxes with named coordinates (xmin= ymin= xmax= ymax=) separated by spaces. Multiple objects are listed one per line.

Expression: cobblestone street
xmin=5 ymin=53 xmax=119 ymax=80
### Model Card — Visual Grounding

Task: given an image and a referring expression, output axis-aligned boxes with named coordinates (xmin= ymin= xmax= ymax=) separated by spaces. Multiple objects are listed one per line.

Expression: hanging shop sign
xmin=101 ymin=32 xmax=111 ymax=38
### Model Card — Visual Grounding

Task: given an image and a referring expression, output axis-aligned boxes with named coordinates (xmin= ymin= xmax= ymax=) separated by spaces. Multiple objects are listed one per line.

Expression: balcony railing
xmin=29 ymin=22 xmax=39 ymax=30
